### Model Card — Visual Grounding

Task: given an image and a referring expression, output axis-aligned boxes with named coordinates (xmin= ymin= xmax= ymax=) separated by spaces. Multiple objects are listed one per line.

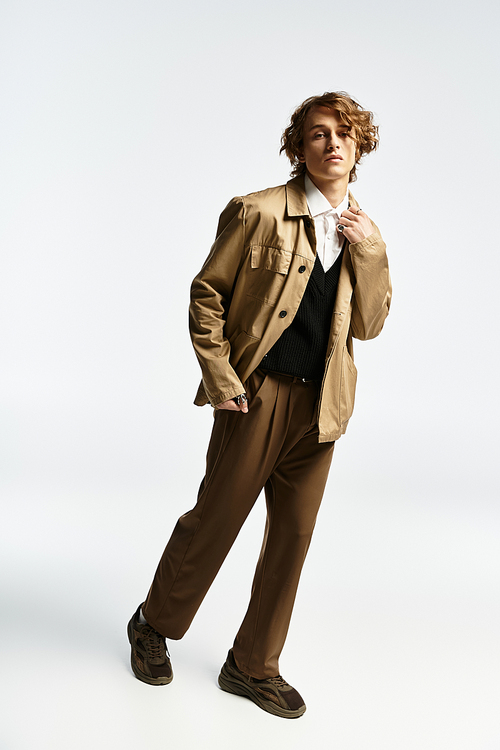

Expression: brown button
xmin=298 ymin=265 xmax=306 ymax=273
xmin=279 ymin=310 xmax=287 ymax=318
xmin=305 ymin=220 xmax=311 ymax=228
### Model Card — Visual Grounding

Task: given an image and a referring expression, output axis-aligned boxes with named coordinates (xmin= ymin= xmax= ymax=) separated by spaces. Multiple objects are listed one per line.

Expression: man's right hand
xmin=215 ymin=396 xmax=248 ymax=413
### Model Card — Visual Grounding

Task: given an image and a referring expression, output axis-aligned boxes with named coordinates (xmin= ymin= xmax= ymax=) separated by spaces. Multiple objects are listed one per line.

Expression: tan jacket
xmin=189 ymin=175 xmax=391 ymax=442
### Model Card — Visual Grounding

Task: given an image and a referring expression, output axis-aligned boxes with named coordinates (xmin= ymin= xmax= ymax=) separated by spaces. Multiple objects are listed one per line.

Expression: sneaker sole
xmin=218 ymin=665 xmax=306 ymax=719
xmin=127 ymin=618 xmax=173 ymax=686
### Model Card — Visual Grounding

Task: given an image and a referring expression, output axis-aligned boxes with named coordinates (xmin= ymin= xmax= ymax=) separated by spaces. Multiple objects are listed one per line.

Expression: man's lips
xmin=325 ymin=155 xmax=343 ymax=161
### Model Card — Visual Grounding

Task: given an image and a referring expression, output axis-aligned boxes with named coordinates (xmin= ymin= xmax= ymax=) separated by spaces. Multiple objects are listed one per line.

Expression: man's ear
xmin=297 ymin=150 xmax=306 ymax=163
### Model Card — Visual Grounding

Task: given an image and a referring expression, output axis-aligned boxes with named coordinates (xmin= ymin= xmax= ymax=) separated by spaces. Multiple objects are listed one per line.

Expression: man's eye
xmin=314 ymin=133 xmax=325 ymax=138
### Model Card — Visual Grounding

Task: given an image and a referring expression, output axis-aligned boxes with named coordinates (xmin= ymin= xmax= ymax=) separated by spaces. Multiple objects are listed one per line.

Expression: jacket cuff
xmin=348 ymin=231 xmax=386 ymax=255
xmin=209 ymin=386 xmax=246 ymax=408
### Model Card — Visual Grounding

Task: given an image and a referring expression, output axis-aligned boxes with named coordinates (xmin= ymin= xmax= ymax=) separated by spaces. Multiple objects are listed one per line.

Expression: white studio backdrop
xmin=1 ymin=0 xmax=499 ymax=748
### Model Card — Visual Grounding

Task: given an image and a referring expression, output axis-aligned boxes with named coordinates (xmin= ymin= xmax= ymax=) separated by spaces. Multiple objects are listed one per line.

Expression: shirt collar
xmin=304 ymin=173 xmax=349 ymax=218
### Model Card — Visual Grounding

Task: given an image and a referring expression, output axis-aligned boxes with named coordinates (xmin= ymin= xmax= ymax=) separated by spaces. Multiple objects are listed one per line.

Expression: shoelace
xmin=142 ymin=625 xmax=168 ymax=660
xmin=268 ymin=675 xmax=289 ymax=689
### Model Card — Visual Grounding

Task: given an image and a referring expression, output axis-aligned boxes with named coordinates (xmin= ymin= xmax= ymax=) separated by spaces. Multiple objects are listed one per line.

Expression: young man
xmin=128 ymin=92 xmax=391 ymax=719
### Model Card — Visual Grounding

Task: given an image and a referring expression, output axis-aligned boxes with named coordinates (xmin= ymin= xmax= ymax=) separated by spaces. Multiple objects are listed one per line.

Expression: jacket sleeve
xmin=348 ymin=226 xmax=392 ymax=341
xmin=189 ymin=197 xmax=247 ymax=407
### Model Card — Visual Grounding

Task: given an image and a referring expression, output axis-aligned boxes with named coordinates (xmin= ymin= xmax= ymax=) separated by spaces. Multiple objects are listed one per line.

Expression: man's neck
xmin=306 ymin=173 xmax=349 ymax=209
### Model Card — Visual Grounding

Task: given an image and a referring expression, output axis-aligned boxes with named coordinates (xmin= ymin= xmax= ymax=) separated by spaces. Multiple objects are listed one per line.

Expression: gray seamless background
xmin=1 ymin=0 xmax=499 ymax=748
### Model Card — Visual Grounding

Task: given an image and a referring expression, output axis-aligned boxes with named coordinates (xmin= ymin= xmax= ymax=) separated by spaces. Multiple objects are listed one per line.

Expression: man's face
xmin=298 ymin=106 xmax=357 ymax=190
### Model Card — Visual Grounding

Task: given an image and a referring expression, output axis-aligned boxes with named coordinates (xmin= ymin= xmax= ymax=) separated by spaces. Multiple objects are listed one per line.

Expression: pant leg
xmin=232 ymin=421 xmax=335 ymax=679
xmin=143 ymin=369 xmax=298 ymax=638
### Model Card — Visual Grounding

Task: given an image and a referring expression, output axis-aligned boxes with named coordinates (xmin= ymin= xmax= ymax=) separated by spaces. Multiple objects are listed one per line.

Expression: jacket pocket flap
xmin=250 ymin=245 xmax=292 ymax=274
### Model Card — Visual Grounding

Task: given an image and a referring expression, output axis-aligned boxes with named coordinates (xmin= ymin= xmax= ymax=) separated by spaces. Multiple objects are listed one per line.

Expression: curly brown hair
xmin=280 ymin=92 xmax=379 ymax=183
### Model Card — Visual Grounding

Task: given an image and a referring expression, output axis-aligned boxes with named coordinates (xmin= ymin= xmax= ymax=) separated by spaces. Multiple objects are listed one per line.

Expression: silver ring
xmin=337 ymin=224 xmax=345 ymax=233
xmin=235 ymin=394 xmax=248 ymax=406
xmin=356 ymin=208 xmax=362 ymax=214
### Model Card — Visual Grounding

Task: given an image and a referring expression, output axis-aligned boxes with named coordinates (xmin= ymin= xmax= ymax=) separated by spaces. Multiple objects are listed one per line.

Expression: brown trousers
xmin=143 ymin=368 xmax=335 ymax=679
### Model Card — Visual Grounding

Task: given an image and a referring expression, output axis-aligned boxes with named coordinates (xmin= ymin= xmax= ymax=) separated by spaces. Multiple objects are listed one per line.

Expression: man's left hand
xmin=337 ymin=208 xmax=373 ymax=244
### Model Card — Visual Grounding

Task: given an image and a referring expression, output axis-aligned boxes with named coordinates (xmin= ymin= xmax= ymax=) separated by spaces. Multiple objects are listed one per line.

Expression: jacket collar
xmin=285 ymin=175 xmax=309 ymax=217
xmin=286 ymin=173 xmax=358 ymax=216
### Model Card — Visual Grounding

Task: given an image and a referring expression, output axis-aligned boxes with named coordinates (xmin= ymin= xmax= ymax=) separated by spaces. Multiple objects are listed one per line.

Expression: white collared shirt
xmin=304 ymin=173 xmax=349 ymax=271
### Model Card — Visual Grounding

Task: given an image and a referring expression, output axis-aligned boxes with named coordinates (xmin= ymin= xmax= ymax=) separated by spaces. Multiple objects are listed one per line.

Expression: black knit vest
xmin=260 ymin=249 xmax=343 ymax=380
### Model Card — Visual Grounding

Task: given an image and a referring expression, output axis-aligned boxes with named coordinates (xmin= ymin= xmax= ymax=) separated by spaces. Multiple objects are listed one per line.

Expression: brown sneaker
xmin=127 ymin=604 xmax=173 ymax=685
xmin=218 ymin=649 xmax=306 ymax=719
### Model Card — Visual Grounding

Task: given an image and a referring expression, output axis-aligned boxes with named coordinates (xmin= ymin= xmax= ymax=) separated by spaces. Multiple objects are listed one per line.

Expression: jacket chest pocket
xmin=246 ymin=245 xmax=292 ymax=305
